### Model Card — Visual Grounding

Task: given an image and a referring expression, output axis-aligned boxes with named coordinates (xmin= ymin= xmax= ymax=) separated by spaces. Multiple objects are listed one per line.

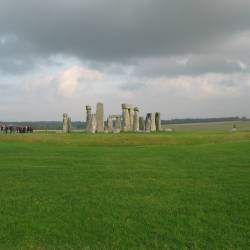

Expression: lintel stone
xmin=109 ymin=115 xmax=123 ymax=118
xmin=121 ymin=103 xmax=133 ymax=109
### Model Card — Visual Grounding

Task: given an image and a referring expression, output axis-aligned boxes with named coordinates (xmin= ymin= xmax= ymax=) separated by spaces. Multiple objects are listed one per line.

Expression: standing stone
xmin=139 ymin=117 xmax=145 ymax=130
xmin=150 ymin=113 xmax=156 ymax=131
xmin=86 ymin=105 xmax=91 ymax=132
xmin=146 ymin=119 xmax=151 ymax=132
xmin=145 ymin=114 xmax=150 ymax=131
xmin=96 ymin=102 xmax=104 ymax=133
xmin=155 ymin=112 xmax=162 ymax=131
xmin=67 ymin=117 xmax=72 ymax=133
xmin=115 ymin=117 xmax=121 ymax=130
xmin=87 ymin=114 xmax=96 ymax=133
xmin=133 ymin=107 xmax=139 ymax=131
xmin=107 ymin=117 xmax=113 ymax=130
xmin=122 ymin=103 xmax=133 ymax=131
xmin=63 ymin=113 xmax=68 ymax=133
xmin=146 ymin=113 xmax=156 ymax=131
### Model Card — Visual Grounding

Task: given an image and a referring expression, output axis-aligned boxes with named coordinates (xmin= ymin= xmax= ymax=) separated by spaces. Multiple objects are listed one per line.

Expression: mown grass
xmin=162 ymin=120 xmax=250 ymax=131
xmin=1 ymin=130 xmax=250 ymax=147
xmin=0 ymin=132 xmax=250 ymax=249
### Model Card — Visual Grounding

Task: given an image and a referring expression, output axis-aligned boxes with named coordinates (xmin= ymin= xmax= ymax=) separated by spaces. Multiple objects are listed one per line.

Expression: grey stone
xmin=146 ymin=119 xmax=151 ymax=132
xmin=135 ymin=130 xmax=150 ymax=133
xmin=129 ymin=108 xmax=133 ymax=129
xmin=146 ymin=113 xmax=156 ymax=131
xmin=67 ymin=117 xmax=71 ymax=133
xmin=122 ymin=108 xmax=130 ymax=131
xmin=107 ymin=117 xmax=113 ymax=130
xmin=155 ymin=112 xmax=162 ymax=131
xmin=112 ymin=129 xmax=120 ymax=133
xmin=121 ymin=103 xmax=133 ymax=109
xmin=133 ymin=108 xmax=139 ymax=131
xmin=86 ymin=105 xmax=91 ymax=132
xmin=102 ymin=130 xmax=109 ymax=133
xmin=63 ymin=113 xmax=68 ymax=133
xmin=145 ymin=114 xmax=150 ymax=131
xmin=87 ymin=114 xmax=96 ymax=133
xmin=163 ymin=128 xmax=172 ymax=132
xmin=115 ymin=117 xmax=121 ymax=130
xmin=230 ymin=128 xmax=237 ymax=132
xmin=139 ymin=117 xmax=145 ymax=130
xmin=109 ymin=115 xmax=123 ymax=118
xmin=96 ymin=102 xmax=104 ymax=133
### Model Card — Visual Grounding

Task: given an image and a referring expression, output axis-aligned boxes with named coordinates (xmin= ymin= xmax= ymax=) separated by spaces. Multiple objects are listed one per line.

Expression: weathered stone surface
xmin=115 ymin=117 xmax=121 ymax=130
xmin=134 ymin=130 xmax=150 ymax=133
xmin=146 ymin=113 xmax=156 ymax=131
xmin=146 ymin=119 xmax=151 ymax=132
xmin=87 ymin=114 xmax=96 ymax=133
xmin=121 ymin=103 xmax=133 ymax=109
xmin=139 ymin=117 xmax=145 ymax=130
xmin=155 ymin=112 xmax=162 ymax=131
xmin=230 ymin=128 xmax=237 ymax=132
xmin=134 ymin=107 xmax=139 ymax=112
xmin=133 ymin=109 xmax=139 ymax=131
xmin=112 ymin=129 xmax=120 ymax=133
xmin=86 ymin=105 xmax=91 ymax=132
xmin=67 ymin=117 xmax=71 ymax=132
xmin=102 ymin=130 xmax=109 ymax=133
xmin=109 ymin=115 xmax=123 ymax=118
xmin=122 ymin=109 xmax=130 ymax=131
xmin=63 ymin=113 xmax=68 ymax=133
xmin=129 ymin=108 xmax=133 ymax=129
xmin=107 ymin=117 xmax=113 ymax=129
xmin=96 ymin=102 xmax=104 ymax=133
xmin=145 ymin=114 xmax=150 ymax=131
xmin=163 ymin=128 xmax=171 ymax=132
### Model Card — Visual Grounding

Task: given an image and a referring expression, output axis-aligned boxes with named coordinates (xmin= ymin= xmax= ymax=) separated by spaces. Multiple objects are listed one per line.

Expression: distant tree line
xmin=1 ymin=116 xmax=248 ymax=130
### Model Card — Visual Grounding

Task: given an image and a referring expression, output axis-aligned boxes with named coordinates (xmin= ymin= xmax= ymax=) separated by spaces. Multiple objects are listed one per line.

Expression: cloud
xmin=29 ymin=65 xmax=103 ymax=98
xmin=119 ymin=82 xmax=145 ymax=91
xmin=1 ymin=0 xmax=250 ymax=75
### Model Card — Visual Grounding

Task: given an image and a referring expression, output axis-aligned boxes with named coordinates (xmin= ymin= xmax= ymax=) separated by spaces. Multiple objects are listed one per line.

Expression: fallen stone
xmin=163 ymin=128 xmax=172 ymax=132
xmin=112 ymin=129 xmax=120 ymax=133
xmin=230 ymin=128 xmax=237 ymax=132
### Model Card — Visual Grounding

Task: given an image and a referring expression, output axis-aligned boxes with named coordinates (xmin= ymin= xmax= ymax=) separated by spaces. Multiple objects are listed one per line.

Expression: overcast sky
xmin=1 ymin=0 xmax=250 ymax=121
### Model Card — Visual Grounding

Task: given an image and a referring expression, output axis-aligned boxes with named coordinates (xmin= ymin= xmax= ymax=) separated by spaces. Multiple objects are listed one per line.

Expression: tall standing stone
xmin=139 ymin=117 xmax=145 ymax=130
xmin=87 ymin=114 xmax=96 ymax=133
xmin=107 ymin=117 xmax=113 ymax=130
xmin=155 ymin=112 xmax=162 ymax=131
xmin=146 ymin=113 xmax=156 ymax=131
xmin=145 ymin=114 xmax=150 ymax=131
xmin=122 ymin=103 xmax=133 ymax=131
xmin=63 ymin=113 xmax=68 ymax=133
xmin=96 ymin=102 xmax=104 ymax=133
xmin=115 ymin=117 xmax=121 ymax=130
xmin=133 ymin=107 xmax=139 ymax=131
xmin=86 ymin=105 xmax=91 ymax=132
xmin=68 ymin=117 xmax=72 ymax=132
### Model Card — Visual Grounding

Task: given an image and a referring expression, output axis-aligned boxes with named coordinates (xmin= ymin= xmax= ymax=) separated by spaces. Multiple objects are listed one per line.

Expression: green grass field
xmin=162 ymin=120 xmax=250 ymax=131
xmin=0 ymin=130 xmax=250 ymax=249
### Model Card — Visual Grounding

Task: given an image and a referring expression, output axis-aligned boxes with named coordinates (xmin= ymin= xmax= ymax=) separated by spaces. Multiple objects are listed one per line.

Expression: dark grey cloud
xmin=119 ymin=82 xmax=145 ymax=91
xmin=133 ymin=55 xmax=248 ymax=78
xmin=1 ymin=0 xmax=250 ymax=75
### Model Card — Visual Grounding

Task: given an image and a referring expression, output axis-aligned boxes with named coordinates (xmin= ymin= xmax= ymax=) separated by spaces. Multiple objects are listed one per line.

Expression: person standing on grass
xmin=5 ymin=125 xmax=8 ymax=134
xmin=1 ymin=124 xmax=3 ymax=134
xmin=16 ymin=126 xmax=19 ymax=133
xmin=10 ymin=125 xmax=13 ymax=134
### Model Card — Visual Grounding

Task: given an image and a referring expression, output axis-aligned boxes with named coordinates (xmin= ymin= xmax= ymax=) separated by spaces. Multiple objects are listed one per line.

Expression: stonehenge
xmin=64 ymin=102 xmax=165 ymax=134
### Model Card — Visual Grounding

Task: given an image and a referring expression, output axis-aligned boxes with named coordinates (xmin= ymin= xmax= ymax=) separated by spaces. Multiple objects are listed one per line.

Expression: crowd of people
xmin=1 ymin=124 xmax=34 ymax=134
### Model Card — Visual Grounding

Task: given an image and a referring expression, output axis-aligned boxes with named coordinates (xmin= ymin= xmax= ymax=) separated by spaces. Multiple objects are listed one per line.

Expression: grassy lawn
xmin=0 ymin=131 xmax=250 ymax=249
xmin=162 ymin=120 xmax=250 ymax=131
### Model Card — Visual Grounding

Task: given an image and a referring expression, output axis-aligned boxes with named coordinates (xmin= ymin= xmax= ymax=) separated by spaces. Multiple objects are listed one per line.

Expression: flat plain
xmin=0 ymin=128 xmax=250 ymax=249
